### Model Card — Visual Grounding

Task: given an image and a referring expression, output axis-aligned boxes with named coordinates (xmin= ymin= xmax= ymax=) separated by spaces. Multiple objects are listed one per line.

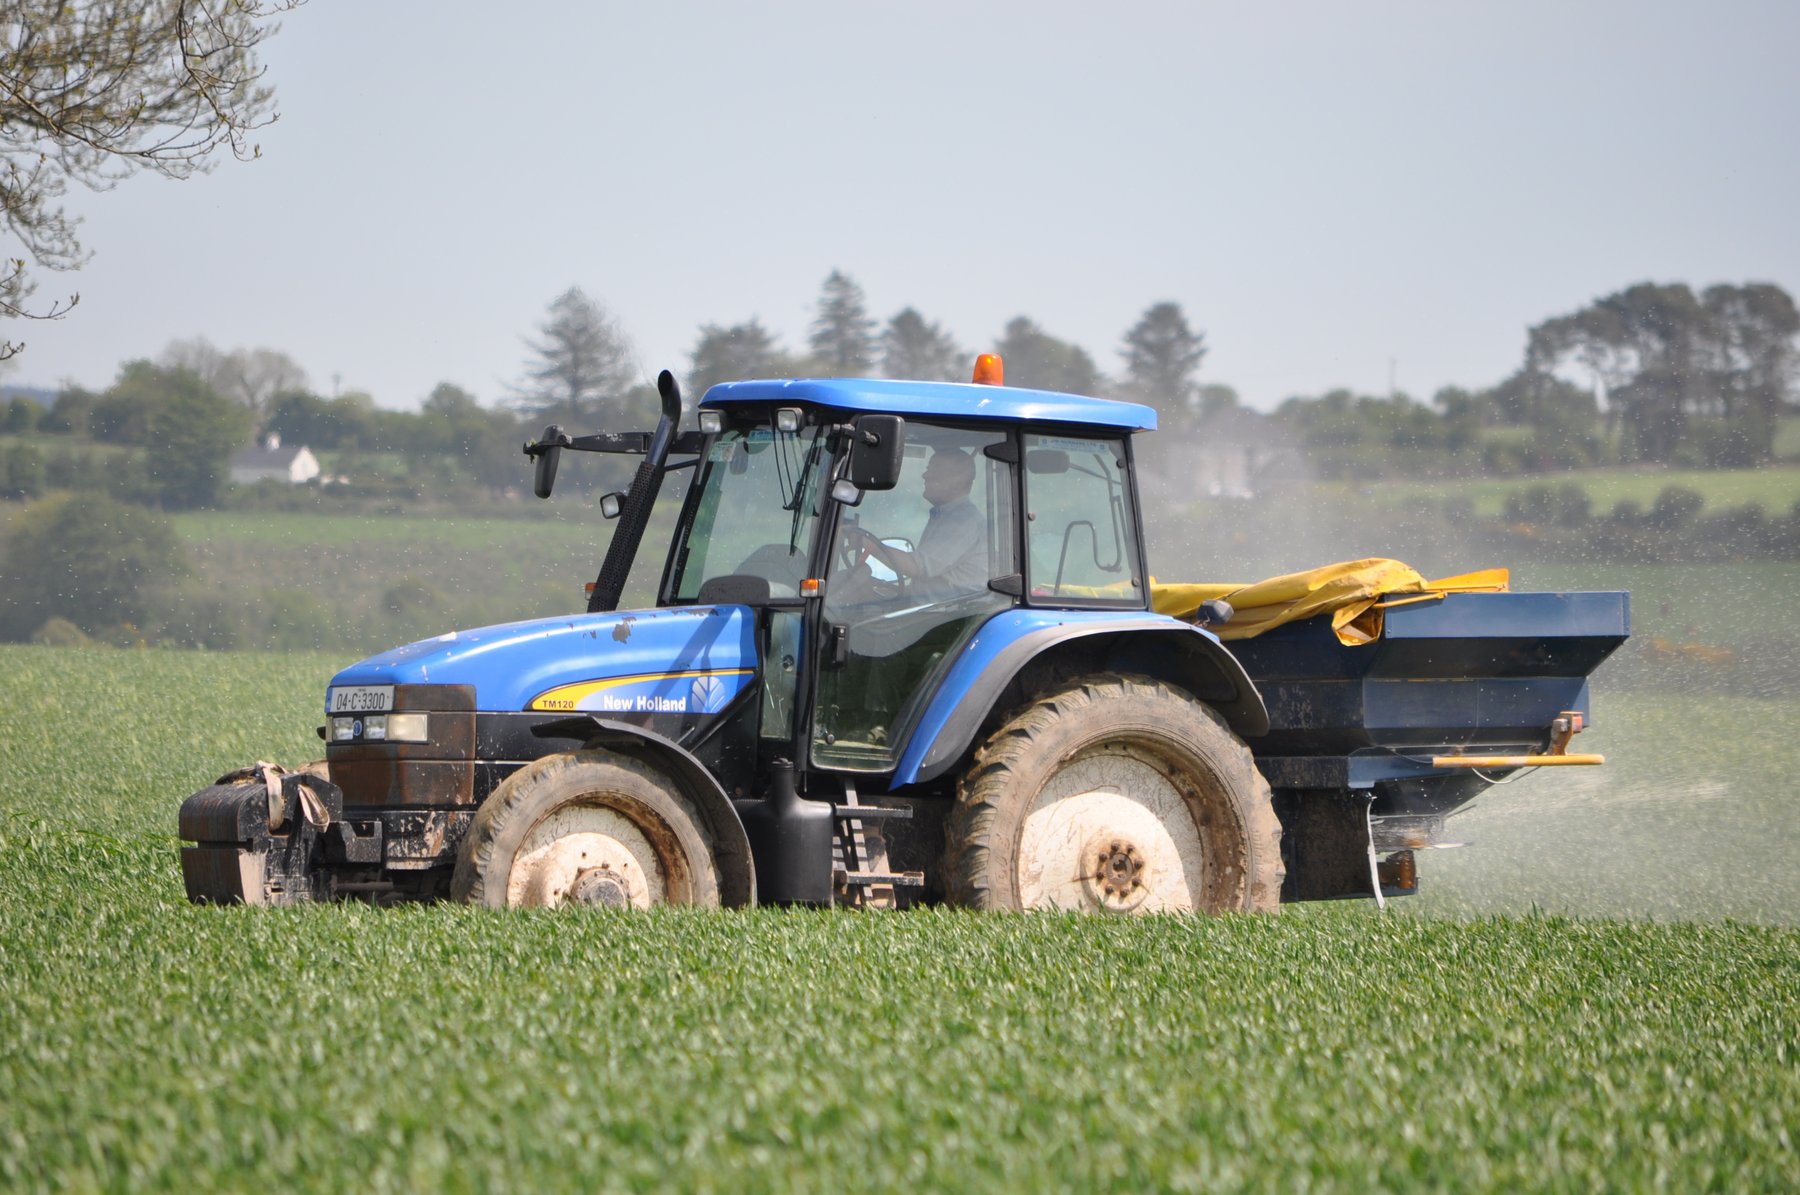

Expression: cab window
xmin=1022 ymin=433 xmax=1144 ymax=606
xmin=668 ymin=425 xmax=828 ymax=601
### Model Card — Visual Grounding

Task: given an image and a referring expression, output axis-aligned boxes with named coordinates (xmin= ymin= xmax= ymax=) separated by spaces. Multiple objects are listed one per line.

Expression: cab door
xmin=811 ymin=425 xmax=1017 ymax=772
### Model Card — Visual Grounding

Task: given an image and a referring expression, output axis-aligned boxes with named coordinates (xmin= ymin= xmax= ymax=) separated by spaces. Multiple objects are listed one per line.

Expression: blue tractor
xmin=179 ymin=363 xmax=1628 ymax=912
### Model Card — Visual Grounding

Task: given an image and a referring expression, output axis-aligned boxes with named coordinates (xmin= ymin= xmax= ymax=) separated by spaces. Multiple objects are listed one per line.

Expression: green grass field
xmin=176 ymin=510 xmax=592 ymax=650
xmin=1319 ymin=464 xmax=1800 ymax=520
xmin=1407 ymin=692 xmax=1800 ymax=924
xmin=2 ymin=647 xmax=1797 ymax=1191
xmin=157 ymin=504 xmax=677 ymax=653
xmin=1774 ymin=416 xmax=1800 ymax=460
xmin=173 ymin=509 xmax=551 ymax=547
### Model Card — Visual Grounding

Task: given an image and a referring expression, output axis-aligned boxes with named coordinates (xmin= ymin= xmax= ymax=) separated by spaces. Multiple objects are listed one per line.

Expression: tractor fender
xmin=892 ymin=610 xmax=1268 ymax=787
xmin=530 ymin=715 xmax=756 ymax=906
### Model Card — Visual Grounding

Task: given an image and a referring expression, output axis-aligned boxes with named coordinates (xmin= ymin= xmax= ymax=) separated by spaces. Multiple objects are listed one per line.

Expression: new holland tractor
xmin=179 ymin=358 xmax=1628 ymax=912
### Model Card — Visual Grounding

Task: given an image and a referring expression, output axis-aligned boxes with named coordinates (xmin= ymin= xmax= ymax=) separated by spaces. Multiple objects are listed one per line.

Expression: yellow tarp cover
xmin=1150 ymin=558 xmax=1510 ymax=645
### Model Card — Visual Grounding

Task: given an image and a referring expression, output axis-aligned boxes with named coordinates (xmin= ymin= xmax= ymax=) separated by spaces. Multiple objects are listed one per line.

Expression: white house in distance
xmin=228 ymin=433 xmax=321 ymax=485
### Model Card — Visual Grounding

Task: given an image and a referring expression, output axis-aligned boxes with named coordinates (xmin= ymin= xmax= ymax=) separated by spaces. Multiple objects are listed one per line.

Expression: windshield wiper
xmin=787 ymin=433 xmax=826 ymax=550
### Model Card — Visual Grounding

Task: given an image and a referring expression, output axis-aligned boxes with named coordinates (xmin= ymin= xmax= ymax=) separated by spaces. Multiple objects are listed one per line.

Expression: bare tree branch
xmin=0 ymin=1 xmax=300 ymax=354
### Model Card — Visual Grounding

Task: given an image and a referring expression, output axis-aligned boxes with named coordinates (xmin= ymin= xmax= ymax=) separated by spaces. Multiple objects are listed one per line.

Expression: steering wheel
xmin=836 ymin=523 xmax=868 ymax=572
xmin=831 ymin=526 xmax=908 ymax=604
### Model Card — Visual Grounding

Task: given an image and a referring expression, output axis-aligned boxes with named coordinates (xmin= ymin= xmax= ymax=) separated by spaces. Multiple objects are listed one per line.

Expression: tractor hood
xmin=327 ymin=606 xmax=759 ymax=716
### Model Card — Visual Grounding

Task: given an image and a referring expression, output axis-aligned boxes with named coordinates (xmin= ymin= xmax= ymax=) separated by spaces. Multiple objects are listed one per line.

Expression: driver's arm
xmin=857 ymin=528 xmax=924 ymax=579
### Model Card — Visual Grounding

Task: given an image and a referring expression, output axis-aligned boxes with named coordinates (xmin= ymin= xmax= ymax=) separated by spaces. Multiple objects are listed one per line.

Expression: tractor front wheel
xmin=451 ymin=751 xmax=721 ymax=909
xmin=945 ymin=674 xmax=1283 ymax=914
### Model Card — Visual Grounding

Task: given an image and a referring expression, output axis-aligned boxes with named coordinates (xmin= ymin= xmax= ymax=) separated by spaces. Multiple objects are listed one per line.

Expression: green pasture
xmin=1510 ymin=560 xmax=1800 ymax=699
xmin=173 ymin=509 xmax=547 ymax=548
xmin=172 ymin=508 xmax=593 ymax=645
xmin=1408 ymin=691 xmax=1800 ymax=924
xmin=1517 ymin=559 xmax=1794 ymax=648
xmin=1775 ymin=415 xmax=1800 ymax=459
xmin=158 ymin=503 xmax=677 ymax=653
xmin=2 ymin=647 xmax=1798 ymax=1191
xmin=1320 ymin=464 xmax=1800 ymax=520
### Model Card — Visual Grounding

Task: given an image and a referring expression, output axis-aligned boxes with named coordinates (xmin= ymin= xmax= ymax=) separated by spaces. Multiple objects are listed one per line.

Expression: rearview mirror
xmin=848 ymin=414 xmax=905 ymax=491
xmin=532 ymin=425 xmax=566 ymax=499
xmin=1025 ymin=448 xmax=1070 ymax=475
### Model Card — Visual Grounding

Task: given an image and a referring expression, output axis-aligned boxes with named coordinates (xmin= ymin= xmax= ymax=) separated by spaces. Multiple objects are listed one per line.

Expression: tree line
xmin=0 ymin=275 xmax=1228 ymax=507
xmin=3 ymin=272 xmax=1794 ymax=514
xmin=521 ymin=272 xmax=1799 ymax=476
xmin=519 ymin=272 xmax=1214 ymax=433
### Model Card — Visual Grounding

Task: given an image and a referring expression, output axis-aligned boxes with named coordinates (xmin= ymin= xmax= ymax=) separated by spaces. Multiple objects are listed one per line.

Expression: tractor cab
xmin=623 ymin=370 xmax=1158 ymax=780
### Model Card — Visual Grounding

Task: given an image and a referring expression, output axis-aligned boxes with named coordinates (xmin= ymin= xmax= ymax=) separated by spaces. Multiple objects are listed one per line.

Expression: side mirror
xmin=531 ymin=425 xmax=566 ymax=499
xmin=848 ymin=414 xmax=905 ymax=491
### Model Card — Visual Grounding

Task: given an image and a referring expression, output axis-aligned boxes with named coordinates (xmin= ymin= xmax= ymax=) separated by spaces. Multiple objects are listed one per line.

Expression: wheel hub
xmin=567 ymin=865 xmax=631 ymax=907
xmin=508 ymin=815 xmax=662 ymax=908
xmin=1081 ymin=833 xmax=1152 ymax=912
xmin=1015 ymin=749 xmax=1201 ymax=913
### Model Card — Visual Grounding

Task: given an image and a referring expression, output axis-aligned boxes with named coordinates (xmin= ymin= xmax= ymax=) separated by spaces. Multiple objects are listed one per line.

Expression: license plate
xmin=329 ymin=685 xmax=394 ymax=713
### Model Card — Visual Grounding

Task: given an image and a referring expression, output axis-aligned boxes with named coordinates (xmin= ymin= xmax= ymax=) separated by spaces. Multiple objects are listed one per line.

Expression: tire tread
xmin=944 ymin=673 xmax=1283 ymax=912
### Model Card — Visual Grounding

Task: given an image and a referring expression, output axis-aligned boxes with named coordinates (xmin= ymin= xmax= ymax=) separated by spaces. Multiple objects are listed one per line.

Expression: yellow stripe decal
xmin=529 ymin=669 xmax=755 ymax=712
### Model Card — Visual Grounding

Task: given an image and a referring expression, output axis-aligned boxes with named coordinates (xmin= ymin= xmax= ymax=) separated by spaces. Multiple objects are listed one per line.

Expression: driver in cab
xmin=840 ymin=448 xmax=986 ymax=603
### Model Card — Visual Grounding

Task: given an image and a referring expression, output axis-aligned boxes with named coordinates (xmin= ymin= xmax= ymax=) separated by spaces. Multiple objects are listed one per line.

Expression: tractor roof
xmin=698 ymin=377 xmax=1157 ymax=431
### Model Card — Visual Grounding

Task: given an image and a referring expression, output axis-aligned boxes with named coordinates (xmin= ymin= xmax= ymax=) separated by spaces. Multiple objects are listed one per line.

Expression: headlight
xmin=697 ymin=409 xmax=724 ymax=435
xmin=385 ymin=713 xmax=430 ymax=742
xmin=329 ymin=713 xmax=429 ymax=743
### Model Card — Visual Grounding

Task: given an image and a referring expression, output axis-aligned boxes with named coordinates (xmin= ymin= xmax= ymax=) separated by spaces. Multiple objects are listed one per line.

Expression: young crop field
xmin=162 ymin=502 xmax=678 ymax=653
xmin=1320 ymin=465 xmax=1800 ymax=520
xmin=1510 ymin=560 xmax=1800 ymax=700
xmin=1407 ymin=691 xmax=1800 ymax=924
xmin=174 ymin=509 xmax=555 ymax=549
xmin=2 ymin=646 xmax=1796 ymax=1192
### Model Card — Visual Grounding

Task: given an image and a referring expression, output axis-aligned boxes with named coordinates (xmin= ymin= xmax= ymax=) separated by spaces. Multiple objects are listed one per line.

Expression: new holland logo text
xmin=530 ymin=670 xmax=750 ymax=714
xmin=594 ymin=692 xmax=689 ymax=713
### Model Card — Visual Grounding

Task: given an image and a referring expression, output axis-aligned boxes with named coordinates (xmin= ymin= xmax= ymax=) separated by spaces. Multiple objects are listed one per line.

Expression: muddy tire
xmin=944 ymin=674 xmax=1283 ymax=914
xmin=451 ymin=750 xmax=721 ymax=909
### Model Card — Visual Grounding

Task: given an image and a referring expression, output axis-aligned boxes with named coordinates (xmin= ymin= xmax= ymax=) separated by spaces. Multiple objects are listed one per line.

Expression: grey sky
xmin=8 ymin=1 xmax=1798 ymax=411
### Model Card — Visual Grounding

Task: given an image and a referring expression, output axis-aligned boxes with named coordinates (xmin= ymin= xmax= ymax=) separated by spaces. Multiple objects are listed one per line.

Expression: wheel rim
xmin=1016 ymin=747 xmax=1205 ymax=913
xmin=506 ymin=802 xmax=681 ymax=908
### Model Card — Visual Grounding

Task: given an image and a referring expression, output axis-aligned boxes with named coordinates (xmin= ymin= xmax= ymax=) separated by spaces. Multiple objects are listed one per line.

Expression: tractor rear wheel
xmin=945 ymin=674 xmax=1283 ymax=914
xmin=451 ymin=750 xmax=721 ymax=909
